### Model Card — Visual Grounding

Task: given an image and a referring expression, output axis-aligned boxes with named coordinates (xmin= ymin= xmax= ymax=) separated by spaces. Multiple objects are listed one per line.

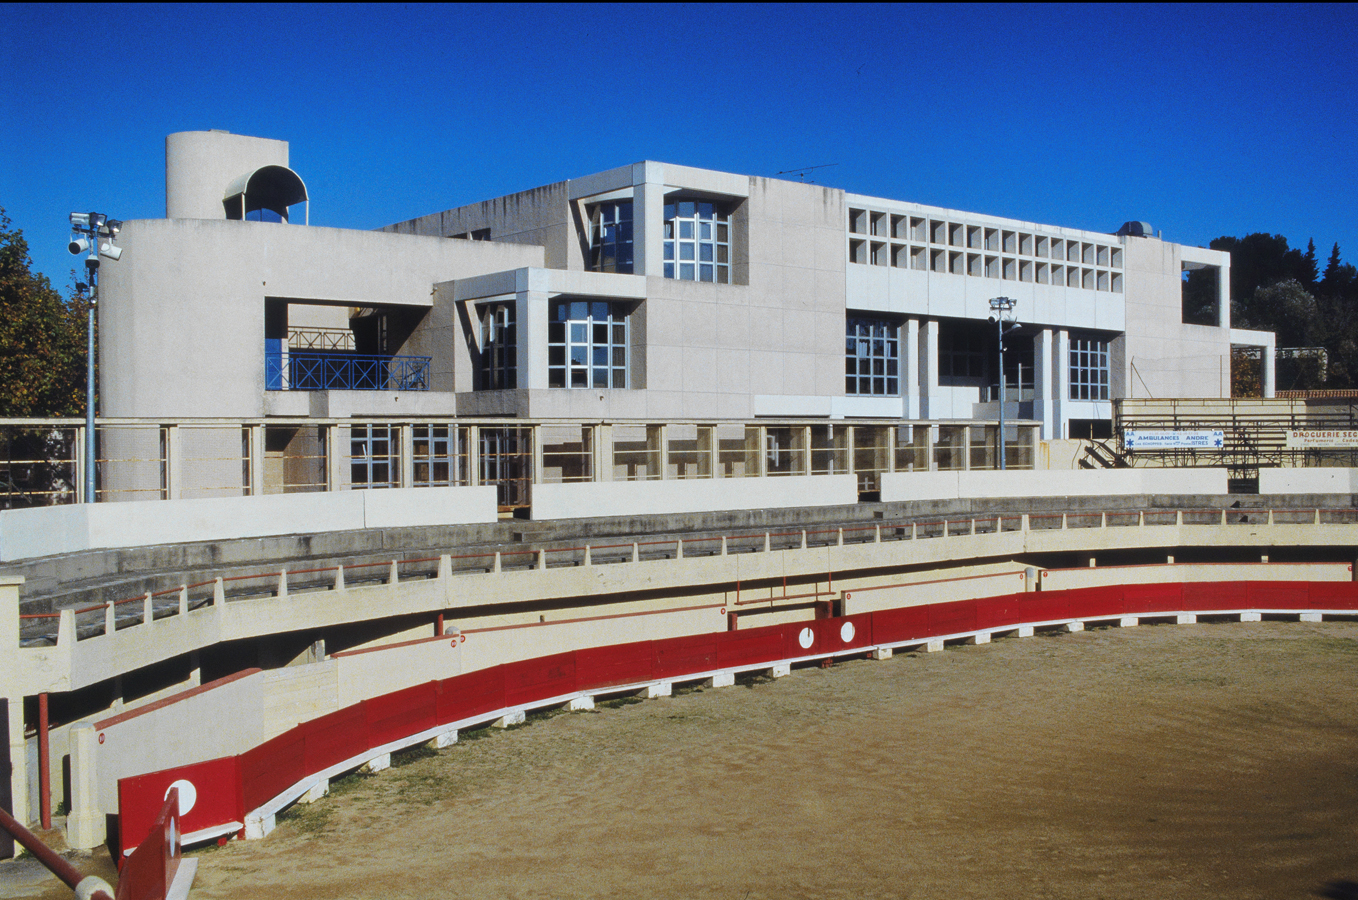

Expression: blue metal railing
xmin=265 ymin=349 xmax=431 ymax=391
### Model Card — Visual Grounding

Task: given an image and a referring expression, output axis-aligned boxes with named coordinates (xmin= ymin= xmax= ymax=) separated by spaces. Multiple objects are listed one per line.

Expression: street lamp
xmin=988 ymin=297 xmax=1019 ymax=471
xmin=67 ymin=212 xmax=123 ymax=503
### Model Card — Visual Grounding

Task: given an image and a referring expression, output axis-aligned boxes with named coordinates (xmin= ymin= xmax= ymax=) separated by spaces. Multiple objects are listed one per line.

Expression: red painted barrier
xmin=364 ymin=682 xmax=437 ymax=749
xmin=115 ymin=787 xmax=181 ymax=900
xmin=437 ymin=665 xmax=505 ymax=724
xmin=652 ymin=633 xmax=719 ymax=679
xmin=1122 ymin=582 xmax=1185 ymax=614
xmin=503 ymin=652 xmax=577 ymax=707
xmin=239 ymin=729 xmax=306 ymax=813
xmin=576 ymin=640 xmax=654 ymax=690
xmin=300 ymin=703 xmax=369 ymax=776
xmin=119 ymin=757 xmax=242 ymax=856
xmin=717 ymin=626 xmax=786 ymax=669
xmin=870 ymin=604 xmax=932 ymax=644
xmin=113 ymin=575 xmax=1358 ymax=859
xmin=1247 ymin=581 xmax=1310 ymax=609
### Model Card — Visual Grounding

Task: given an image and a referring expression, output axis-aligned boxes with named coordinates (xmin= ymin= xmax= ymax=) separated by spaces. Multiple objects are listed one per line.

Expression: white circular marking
xmin=798 ymin=627 xmax=814 ymax=649
xmin=167 ymin=779 xmax=197 ymax=814
xmin=840 ymin=621 xmax=856 ymax=643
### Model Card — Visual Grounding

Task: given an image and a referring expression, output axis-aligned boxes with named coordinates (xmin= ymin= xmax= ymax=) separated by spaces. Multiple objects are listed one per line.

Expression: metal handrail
xmin=0 ymin=805 xmax=113 ymax=900
xmin=265 ymin=351 xmax=431 ymax=391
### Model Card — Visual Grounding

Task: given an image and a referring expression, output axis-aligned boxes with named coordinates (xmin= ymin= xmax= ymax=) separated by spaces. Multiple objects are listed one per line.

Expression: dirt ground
xmin=10 ymin=620 xmax=1358 ymax=900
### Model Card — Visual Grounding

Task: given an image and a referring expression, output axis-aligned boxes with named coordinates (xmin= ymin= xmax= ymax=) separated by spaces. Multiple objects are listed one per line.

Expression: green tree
xmin=0 ymin=207 xmax=88 ymax=416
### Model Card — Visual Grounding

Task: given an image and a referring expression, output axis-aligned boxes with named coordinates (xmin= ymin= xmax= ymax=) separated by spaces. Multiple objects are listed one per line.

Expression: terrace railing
xmin=265 ymin=351 xmax=431 ymax=392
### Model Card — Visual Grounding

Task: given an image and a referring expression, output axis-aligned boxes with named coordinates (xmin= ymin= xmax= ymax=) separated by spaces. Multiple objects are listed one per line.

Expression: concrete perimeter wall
xmin=1259 ymin=468 xmax=1358 ymax=494
xmin=0 ymin=487 xmax=497 ymax=562
xmin=880 ymin=468 xmax=1229 ymax=503
xmin=529 ymin=474 xmax=857 ymax=520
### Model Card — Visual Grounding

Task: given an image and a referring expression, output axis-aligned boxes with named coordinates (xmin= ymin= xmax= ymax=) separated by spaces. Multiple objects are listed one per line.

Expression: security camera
xmin=99 ymin=241 xmax=122 ymax=261
xmin=68 ymin=235 xmax=90 ymax=255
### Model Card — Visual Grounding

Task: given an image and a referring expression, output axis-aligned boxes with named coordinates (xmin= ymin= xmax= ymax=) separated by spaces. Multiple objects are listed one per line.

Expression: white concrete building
xmin=100 ymin=130 xmax=1273 ymax=444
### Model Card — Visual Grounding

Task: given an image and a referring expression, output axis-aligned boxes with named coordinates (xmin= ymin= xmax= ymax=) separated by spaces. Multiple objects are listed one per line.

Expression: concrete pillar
xmin=494 ymin=710 xmax=526 ymax=728
xmin=871 ymin=647 xmax=892 ymax=660
xmin=643 ymin=682 xmax=672 ymax=699
xmin=1034 ymin=328 xmax=1055 ymax=439
xmin=704 ymin=672 xmax=736 ymax=687
xmin=904 ymin=318 xmax=921 ymax=419
xmin=301 ymin=778 xmax=329 ymax=804
xmin=633 ymin=174 xmax=665 ymax=278
xmin=399 ymin=424 xmax=414 ymax=489
xmin=568 ymin=695 xmax=595 ymax=711
xmin=66 ymin=724 xmax=103 ymax=849
xmin=518 ymin=289 xmax=550 ymax=390
xmin=919 ymin=320 xmax=939 ymax=419
xmin=1263 ymin=346 xmax=1275 ymax=398
xmin=164 ymin=425 xmax=182 ymax=500
xmin=326 ymin=424 xmax=343 ymax=491
xmin=1054 ymin=330 xmax=1070 ymax=439
xmin=248 ymin=424 xmax=265 ymax=495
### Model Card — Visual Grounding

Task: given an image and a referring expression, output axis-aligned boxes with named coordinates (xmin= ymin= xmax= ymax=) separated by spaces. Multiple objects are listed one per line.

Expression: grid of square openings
xmin=548 ymin=299 xmax=628 ymax=388
xmin=845 ymin=317 xmax=899 ymax=395
xmin=1069 ymin=336 xmax=1110 ymax=400
xmin=664 ymin=200 xmax=730 ymax=283
xmin=588 ymin=201 xmax=634 ymax=274
xmin=847 ymin=208 xmax=1123 ymax=293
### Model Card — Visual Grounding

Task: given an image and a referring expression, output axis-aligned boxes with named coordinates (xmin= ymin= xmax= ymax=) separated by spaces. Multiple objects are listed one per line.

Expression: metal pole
xmin=998 ymin=315 xmax=1006 ymax=471
xmin=85 ymin=266 xmax=96 ymax=502
xmin=37 ymin=693 xmax=49 ymax=831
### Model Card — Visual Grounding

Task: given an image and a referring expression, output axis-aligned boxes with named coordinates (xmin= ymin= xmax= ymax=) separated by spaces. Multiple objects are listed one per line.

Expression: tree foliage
xmin=0 ymin=208 xmax=88 ymax=416
xmin=1216 ymin=233 xmax=1358 ymax=389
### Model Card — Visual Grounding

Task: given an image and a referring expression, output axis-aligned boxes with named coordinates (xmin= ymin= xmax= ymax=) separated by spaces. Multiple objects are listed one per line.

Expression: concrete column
xmin=164 ymin=425 xmax=182 ymax=500
xmin=399 ymin=424 xmax=414 ymax=489
xmin=919 ymin=320 xmax=939 ymax=419
xmin=1263 ymin=347 xmax=1275 ymax=398
xmin=594 ymin=424 xmax=613 ymax=482
xmin=518 ymin=289 xmax=550 ymax=390
xmin=904 ymin=318 xmax=921 ymax=419
xmin=1054 ymin=329 xmax=1071 ymax=439
xmin=248 ymin=424 xmax=265 ymax=495
xmin=326 ymin=424 xmax=343 ymax=490
xmin=66 ymin=724 xmax=103 ymax=849
xmin=1034 ymin=328 xmax=1055 ymax=440
xmin=633 ymin=170 xmax=666 ymax=278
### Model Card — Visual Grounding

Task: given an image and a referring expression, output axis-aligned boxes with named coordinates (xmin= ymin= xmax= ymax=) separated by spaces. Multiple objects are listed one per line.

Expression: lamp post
xmin=67 ymin=213 xmax=122 ymax=503
xmin=988 ymin=297 xmax=1018 ymax=471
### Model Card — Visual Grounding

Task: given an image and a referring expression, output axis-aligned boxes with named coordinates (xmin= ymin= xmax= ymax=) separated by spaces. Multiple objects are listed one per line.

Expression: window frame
xmin=548 ymin=299 xmax=629 ymax=389
xmin=845 ymin=316 xmax=900 ymax=396
xmin=663 ymin=198 xmax=731 ymax=283
xmin=588 ymin=200 xmax=634 ymax=274
xmin=1069 ymin=335 xmax=1111 ymax=401
xmin=478 ymin=302 xmax=517 ymax=390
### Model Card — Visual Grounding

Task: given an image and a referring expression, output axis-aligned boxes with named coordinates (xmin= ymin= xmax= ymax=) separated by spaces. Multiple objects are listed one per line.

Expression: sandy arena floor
xmin=10 ymin=620 xmax=1358 ymax=899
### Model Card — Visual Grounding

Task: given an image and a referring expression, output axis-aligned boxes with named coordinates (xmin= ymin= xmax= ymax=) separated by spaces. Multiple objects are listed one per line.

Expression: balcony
xmin=265 ymin=350 xmax=431 ymax=392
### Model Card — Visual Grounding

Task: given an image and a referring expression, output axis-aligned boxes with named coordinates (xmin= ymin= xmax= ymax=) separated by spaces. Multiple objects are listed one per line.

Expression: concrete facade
xmin=97 ymin=131 xmax=1270 ymax=441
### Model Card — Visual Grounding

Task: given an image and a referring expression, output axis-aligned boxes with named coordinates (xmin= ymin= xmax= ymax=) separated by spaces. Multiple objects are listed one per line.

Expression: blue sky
xmin=3 ymin=3 xmax=1356 ymax=291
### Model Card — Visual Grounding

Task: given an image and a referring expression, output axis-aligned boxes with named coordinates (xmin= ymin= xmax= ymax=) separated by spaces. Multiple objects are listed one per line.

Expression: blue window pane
xmin=571 ymin=346 xmax=587 ymax=365
xmin=700 ymin=222 xmax=711 ymax=240
xmin=699 ymin=201 xmax=713 ymax=217
xmin=571 ymin=323 xmax=587 ymax=343
xmin=679 ymin=220 xmax=694 ymax=239
xmin=593 ymin=347 xmax=608 ymax=366
xmin=664 ymin=242 xmax=674 ymax=261
xmin=591 ymin=301 xmax=609 ymax=319
xmin=700 ymin=264 xmax=713 ymax=281
xmin=700 ymin=244 xmax=713 ymax=262
xmin=664 ymin=263 xmax=675 ymax=278
xmin=569 ymin=300 xmax=588 ymax=320
xmin=664 ymin=203 xmax=674 ymax=219
xmin=680 ymin=263 xmax=695 ymax=279
xmin=679 ymin=201 xmax=696 ymax=218
xmin=680 ymin=243 xmax=695 ymax=261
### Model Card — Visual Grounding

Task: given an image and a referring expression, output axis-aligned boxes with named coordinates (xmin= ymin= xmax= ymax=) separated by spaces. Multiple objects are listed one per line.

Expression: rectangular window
xmin=412 ymin=425 xmax=455 ymax=486
xmin=1069 ymin=336 xmax=1110 ymax=401
xmin=478 ymin=303 xmax=517 ymax=390
xmin=663 ymin=199 xmax=730 ymax=283
xmin=845 ymin=317 xmax=899 ymax=396
xmin=938 ymin=322 xmax=989 ymax=380
xmin=351 ymin=424 xmax=397 ymax=489
xmin=548 ymin=299 xmax=628 ymax=388
xmin=588 ymin=200 xmax=634 ymax=274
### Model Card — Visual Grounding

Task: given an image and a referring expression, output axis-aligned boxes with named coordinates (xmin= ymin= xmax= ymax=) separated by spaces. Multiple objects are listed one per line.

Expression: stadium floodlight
xmin=63 ymin=210 xmax=124 ymax=503
xmin=988 ymin=297 xmax=1019 ymax=471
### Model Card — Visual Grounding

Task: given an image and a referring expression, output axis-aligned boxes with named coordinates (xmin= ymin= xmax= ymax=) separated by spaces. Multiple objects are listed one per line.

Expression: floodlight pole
xmin=989 ymin=297 xmax=1018 ymax=471
xmin=84 ymin=261 xmax=96 ymax=502
xmin=68 ymin=212 xmax=121 ymax=503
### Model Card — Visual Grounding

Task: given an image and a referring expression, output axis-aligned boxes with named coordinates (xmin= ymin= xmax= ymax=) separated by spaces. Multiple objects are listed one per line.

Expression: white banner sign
xmin=1285 ymin=429 xmax=1358 ymax=449
xmin=1124 ymin=430 xmax=1224 ymax=450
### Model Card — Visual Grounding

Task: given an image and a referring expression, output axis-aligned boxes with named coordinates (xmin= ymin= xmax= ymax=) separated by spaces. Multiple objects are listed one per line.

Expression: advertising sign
xmin=1124 ymin=430 xmax=1224 ymax=450
xmin=1285 ymin=430 xmax=1358 ymax=449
